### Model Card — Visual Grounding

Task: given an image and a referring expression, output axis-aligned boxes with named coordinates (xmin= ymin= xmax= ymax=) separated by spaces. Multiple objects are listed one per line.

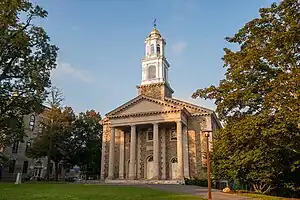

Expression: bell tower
xmin=141 ymin=21 xmax=169 ymax=85
xmin=137 ymin=20 xmax=174 ymax=99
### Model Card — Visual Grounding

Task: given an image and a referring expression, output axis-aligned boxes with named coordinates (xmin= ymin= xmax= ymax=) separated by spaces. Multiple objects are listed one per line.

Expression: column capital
xmin=176 ymin=120 xmax=182 ymax=125
xmin=110 ymin=124 xmax=117 ymax=128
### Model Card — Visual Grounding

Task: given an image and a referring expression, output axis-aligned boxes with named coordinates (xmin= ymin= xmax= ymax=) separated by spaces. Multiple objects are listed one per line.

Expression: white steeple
xmin=141 ymin=21 xmax=170 ymax=85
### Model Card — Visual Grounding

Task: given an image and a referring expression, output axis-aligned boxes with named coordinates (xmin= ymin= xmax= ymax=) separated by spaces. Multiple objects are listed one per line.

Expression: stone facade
xmin=100 ymin=26 xmax=222 ymax=182
xmin=137 ymin=82 xmax=173 ymax=100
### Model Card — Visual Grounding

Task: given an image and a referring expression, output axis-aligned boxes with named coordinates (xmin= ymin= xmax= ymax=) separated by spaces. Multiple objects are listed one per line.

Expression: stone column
xmin=161 ymin=127 xmax=167 ymax=179
xmin=176 ymin=121 xmax=184 ymax=179
xmin=100 ymin=125 xmax=107 ymax=180
xmin=129 ymin=125 xmax=136 ymax=179
xmin=153 ymin=123 xmax=160 ymax=179
xmin=119 ymin=130 xmax=125 ymax=179
xmin=137 ymin=130 xmax=141 ymax=179
xmin=183 ymin=126 xmax=190 ymax=178
xmin=108 ymin=127 xmax=115 ymax=179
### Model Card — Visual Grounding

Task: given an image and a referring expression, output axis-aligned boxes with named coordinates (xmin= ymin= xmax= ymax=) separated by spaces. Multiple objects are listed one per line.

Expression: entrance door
xmin=147 ymin=156 xmax=154 ymax=179
xmin=171 ymin=158 xmax=178 ymax=179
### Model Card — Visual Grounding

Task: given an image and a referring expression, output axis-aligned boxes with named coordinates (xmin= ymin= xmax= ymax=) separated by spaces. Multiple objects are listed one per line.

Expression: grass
xmin=0 ymin=183 xmax=205 ymax=200
xmin=236 ymin=192 xmax=284 ymax=200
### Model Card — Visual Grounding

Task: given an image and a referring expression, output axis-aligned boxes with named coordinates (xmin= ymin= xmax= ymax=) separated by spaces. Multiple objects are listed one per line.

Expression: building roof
xmin=148 ymin=27 xmax=162 ymax=39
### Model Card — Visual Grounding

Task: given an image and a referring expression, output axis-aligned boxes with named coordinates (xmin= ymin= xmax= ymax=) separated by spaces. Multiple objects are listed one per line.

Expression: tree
xmin=28 ymin=87 xmax=74 ymax=181
xmin=192 ymin=0 xmax=300 ymax=197
xmin=0 ymin=0 xmax=58 ymax=146
xmin=64 ymin=110 xmax=102 ymax=178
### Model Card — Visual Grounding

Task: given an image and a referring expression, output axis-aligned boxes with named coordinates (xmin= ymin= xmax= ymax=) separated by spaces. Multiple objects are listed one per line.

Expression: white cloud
xmin=171 ymin=42 xmax=187 ymax=54
xmin=51 ymin=61 xmax=93 ymax=83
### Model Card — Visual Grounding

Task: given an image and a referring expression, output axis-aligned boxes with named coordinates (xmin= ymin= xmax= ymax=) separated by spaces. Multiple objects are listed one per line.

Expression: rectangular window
xmin=22 ymin=161 xmax=28 ymax=174
xmin=8 ymin=160 xmax=16 ymax=173
xmin=12 ymin=141 xmax=18 ymax=153
xmin=170 ymin=129 xmax=177 ymax=141
xmin=147 ymin=130 xmax=153 ymax=141
xmin=25 ymin=142 xmax=31 ymax=155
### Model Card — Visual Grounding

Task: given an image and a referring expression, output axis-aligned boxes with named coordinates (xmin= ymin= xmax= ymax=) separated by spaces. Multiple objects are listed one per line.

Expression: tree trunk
xmin=252 ymin=182 xmax=272 ymax=194
xmin=86 ymin=164 xmax=88 ymax=179
xmin=54 ymin=161 xmax=59 ymax=182
xmin=46 ymin=157 xmax=51 ymax=180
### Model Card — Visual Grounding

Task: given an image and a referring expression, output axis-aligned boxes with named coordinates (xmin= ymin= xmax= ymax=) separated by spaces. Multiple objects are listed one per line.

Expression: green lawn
xmin=0 ymin=183 xmax=205 ymax=200
xmin=237 ymin=192 xmax=283 ymax=200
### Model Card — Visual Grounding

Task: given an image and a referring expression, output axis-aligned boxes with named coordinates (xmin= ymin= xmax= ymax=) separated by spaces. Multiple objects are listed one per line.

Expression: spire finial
xmin=153 ymin=18 xmax=156 ymax=28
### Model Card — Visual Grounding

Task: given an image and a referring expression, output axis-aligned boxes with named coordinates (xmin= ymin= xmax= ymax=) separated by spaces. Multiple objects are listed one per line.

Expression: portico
xmin=100 ymin=24 xmax=222 ymax=183
xmin=106 ymin=119 xmax=187 ymax=180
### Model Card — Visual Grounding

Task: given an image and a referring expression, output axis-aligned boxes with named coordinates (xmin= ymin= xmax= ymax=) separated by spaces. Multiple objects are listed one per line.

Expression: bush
xmin=65 ymin=177 xmax=76 ymax=182
xmin=185 ymin=178 xmax=208 ymax=187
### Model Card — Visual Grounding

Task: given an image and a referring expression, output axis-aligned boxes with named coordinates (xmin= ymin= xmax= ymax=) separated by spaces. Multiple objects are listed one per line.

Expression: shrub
xmin=185 ymin=178 xmax=208 ymax=187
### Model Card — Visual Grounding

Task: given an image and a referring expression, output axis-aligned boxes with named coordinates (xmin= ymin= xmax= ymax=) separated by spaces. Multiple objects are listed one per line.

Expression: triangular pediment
xmin=106 ymin=95 xmax=180 ymax=117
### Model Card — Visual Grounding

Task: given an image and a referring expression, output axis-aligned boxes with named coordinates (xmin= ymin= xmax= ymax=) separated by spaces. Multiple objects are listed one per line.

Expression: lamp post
xmin=204 ymin=130 xmax=212 ymax=200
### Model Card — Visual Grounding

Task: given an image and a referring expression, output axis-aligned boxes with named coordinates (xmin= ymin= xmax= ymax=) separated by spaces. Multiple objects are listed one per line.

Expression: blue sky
xmin=33 ymin=0 xmax=279 ymax=116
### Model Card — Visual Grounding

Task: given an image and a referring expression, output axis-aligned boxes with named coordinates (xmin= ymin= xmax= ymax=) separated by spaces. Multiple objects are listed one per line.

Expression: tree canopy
xmin=65 ymin=110 xmax=102 ymax=178
xmin=192 ymin=0 xmax=300 ymax=197
xmin=27 ymin=87 xmax=74 ymax=181
xmin=0 ymin=0 xmax=58 ymax=145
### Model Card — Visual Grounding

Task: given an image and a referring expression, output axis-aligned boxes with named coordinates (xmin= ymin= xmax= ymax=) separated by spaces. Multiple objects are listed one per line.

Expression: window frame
xmin=147 ymin=129 xmax=153 ymax=141
xmin=147 ymin=65 xmax=156 ymax=79
xmin=150 ymin=44 xmax=154 ymax=55
xmin=156 ymin=44 xmax=161 ymax=54
xmin=25 ymin=141 xmax=31 ymax=155
xmin=170 ymin=128 xmax=177 ymax=141
xmin=29 ymin=114 xmax=35 ymax=131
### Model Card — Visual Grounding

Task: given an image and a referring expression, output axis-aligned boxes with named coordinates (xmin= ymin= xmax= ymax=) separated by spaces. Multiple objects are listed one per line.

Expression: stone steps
xmin=104 ymin=179 xmax=185 ymax=185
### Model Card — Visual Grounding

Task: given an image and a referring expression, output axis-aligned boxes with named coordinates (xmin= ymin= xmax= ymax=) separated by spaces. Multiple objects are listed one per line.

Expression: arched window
xmin=171 ymin=157 xmax=178 ymax=163
xmin=150 ymin=44 xmax=154 ymax=54
xmin=148 ymin=65 xmax=156 ymax=79
xmin=156 ymin=44 xmax=160 ymax=54
xmin=29 ymin=115 xmax=35 ymax=131
xmin=147 ymin=156 xmax=153 ymax=162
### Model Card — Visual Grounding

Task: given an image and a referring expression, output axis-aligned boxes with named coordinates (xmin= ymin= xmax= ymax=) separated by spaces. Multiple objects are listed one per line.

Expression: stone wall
xmin=188 ymin=129 xmax=197 ymax=178
xmin=187 ymin=116 xmax=208 ymax=179
xmin=137 ymin=83 xmax=173 ymax=99
xmin=101 ymin=124 xmax=110 ymax=179
xmin=139 ymin=129 xmax=147 ymax=179
xmin=124 ymin=131 xmax=130 ymax=179
xmin=165 ymin=127 xmax=177 ymax=179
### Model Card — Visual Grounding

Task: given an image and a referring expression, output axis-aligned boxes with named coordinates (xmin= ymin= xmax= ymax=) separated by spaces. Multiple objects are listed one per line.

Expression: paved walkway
xmin=140 ymin=184 xmax=253 ymax=200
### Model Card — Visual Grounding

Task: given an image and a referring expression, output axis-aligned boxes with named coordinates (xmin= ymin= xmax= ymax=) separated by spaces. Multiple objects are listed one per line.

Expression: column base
xmin=151 ymin=176 xmax=161 ymax=180
xmin=176 ymin=176 xmax=185 ymax=181
xmin=106 ymin=176 xmax=115 ymax=180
